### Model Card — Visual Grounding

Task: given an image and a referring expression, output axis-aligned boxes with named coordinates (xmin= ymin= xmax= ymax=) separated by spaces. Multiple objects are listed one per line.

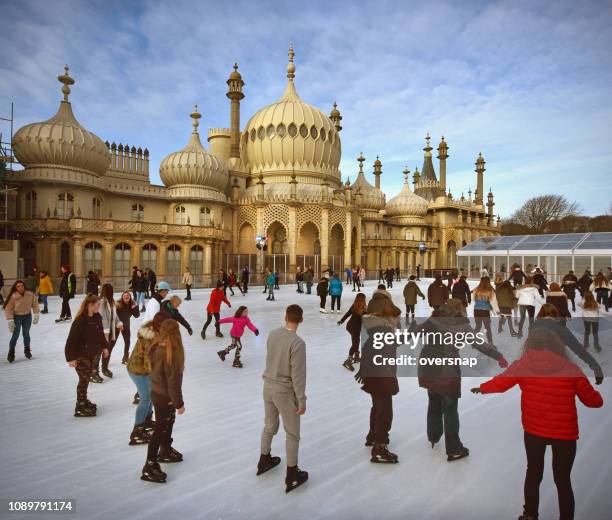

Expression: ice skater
xmin=337 ymin=292 xmax=366 ymax=371
xmin=4 ymin=280 xmax=40 ymax=363
xmin=216 ymin=306 xmax=259 ymax=368
xmin=403 ymin=275 xmax=425 ymax=321
xmin=56 ymin=264 xmax=77 ymax=323
xmin=316 ymin=276 xmax=329 ymax=313
xmin=201 ymin=281 xmax=231 ymax=339
xmin=93 ymin=283 xmax=123 ymax=381
xmin=116 ymin=291 xmax=140 ymax=364
xmin=329 ymin=273 xmax=343 ymax=313
xmin=162 ymin=295 xmax=193 ymax=336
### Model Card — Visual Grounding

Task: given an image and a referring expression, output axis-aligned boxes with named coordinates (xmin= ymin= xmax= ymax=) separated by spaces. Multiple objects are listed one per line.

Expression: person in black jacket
xmin=116 ymin=291 xmax=141 ymax=364
xmin=509 ymin=264 xmax=527 ymax=287
xmin=132 ymin=269 xmax=148 ymax=312
xmin=64 ymin=294 xmax=109 ymax=417
xmin=316 ymin=277 xmax=329 ymax=313
xmin=561 ymin=271 xmax=578 ymax=311
xmin=141 ymin=319 xmax=186 ymax=483
xmin=146 ymin=268 xmax=157 ymax=299
xmin=56 ymin=265 xmax=77 ymax=323
xmin=241 ymin=266 xmax=250 ymax=294
xmin=337 ymin=293 xmax=367 ymax=371
xmin=162 ymin=296 xmax=193 ymax=336
xmin=451 ymin=275 xmax=471 ymax=309
xmin=533 ymin=268 xmax=548 ymax=297
xmin=85 ymin=271 xmax=100 ymax=295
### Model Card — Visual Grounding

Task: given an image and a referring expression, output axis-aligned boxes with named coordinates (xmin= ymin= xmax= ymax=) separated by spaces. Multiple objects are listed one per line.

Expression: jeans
xmin=129 ymin=372 xmax=153 ymax=426
xmin=121 ymin=328 xmax=131 ymax=358
xmin=427 ymin=391 xmax=463 ymax=455
xmin=406 ymin=304 xmax=415 ymax=316
xmin=135 ymin=292 xmax=145 ymax=308
xmin=523 ymin=431 xmax=576 ymax=520
xmin=473 ymin=309 xmax=493 ymax=344
xmin=518 ymin=304 xmax=535 ymax=333
xmin=353 ymin=279 xmax=361 ymax=292
xmin=40 ymin=294 xmax=48 ymax=311
xmin=147 ymin=392 xmax=176 ymax=461
xmin=61 ymin=296 xmax=72 ymax=319
xmin=10 ymin=314 xmax=32 ymax=349
xmin=331 ymin=295 xmax=341 ymax=310
xmin=267 ymin=285 xmax=275 ymax=299
xmin=306 ymin=282 xmax=312 ymax=294
xmin=368 ymin=394 xmax=393 ymax=444
xmin=185 ymin=285 xmax=191 ymax=299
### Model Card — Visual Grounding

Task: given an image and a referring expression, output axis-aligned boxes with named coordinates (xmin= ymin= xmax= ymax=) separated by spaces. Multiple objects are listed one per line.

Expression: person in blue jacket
xmin=329 ymin=273 xmax=343 ymax=314
xmin=266 ymin=270 xmax=276 ymax=301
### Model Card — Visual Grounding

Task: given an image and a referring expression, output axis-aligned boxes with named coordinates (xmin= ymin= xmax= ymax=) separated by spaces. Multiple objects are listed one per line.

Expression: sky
xmin=1 ymin=0 xmax=611 ymax=217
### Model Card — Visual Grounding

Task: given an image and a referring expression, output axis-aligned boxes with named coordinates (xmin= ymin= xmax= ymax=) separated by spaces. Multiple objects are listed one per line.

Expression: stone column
xmin=320 ymin=208 xmax=329 ymax=269
xmin=48 ymin=237 xmax=59 ymax=278
xmin=203 ymin=241 xmax=212 ymax=287
xmin=355 ymin=214 xmax=362 ymax=268
xmin=73 ymin=236 xmax=84 ymax=280
xmin=181 ymin=241 xmax=191 ymax=274
xmin=231 ymin=208 xmax=239 ymax=254
xmin=157 ymin=240 xmax=167 ymax=278
xmin=344 ymin=212 xmax=352 ymax=268
xmin=288 ymin=206 xmax=297 ymax=272
xmin=132 ymin=238 xmax=141 ymax=268
xmin=102 ymin=238 xmax=114 ymax=283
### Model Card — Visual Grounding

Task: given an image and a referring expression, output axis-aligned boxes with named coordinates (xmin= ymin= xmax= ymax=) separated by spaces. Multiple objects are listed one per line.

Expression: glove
xmin=33 ymin=314 xmax=40 ymax=325
xmin=498 ymin=356 xmax=508 ymax=368
xmin=354 ymin=369 xmax=364 ymax=385
xmin=8 ymin=320 xmax=15 ymax=333
xmin=470 ymin=387 xmax=481 ymax=394
xmin=187 ymin=328 xmax=193 ymax=336
xmin=595 ymin=375 xmax=604 ymax=385
xmin=255 ymin=329 xmax=259 ymax=336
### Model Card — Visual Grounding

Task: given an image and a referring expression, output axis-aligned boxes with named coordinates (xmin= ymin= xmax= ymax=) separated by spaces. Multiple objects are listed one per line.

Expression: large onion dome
xmin=159 ymin=106 xmax=228 ymax=193
xmin=240 ymin=45 xmax=341 ymax=182
xmin=12 ymin=66 xmax=110 ymax=177
xmin=351 ymin=152 xmax=385 ymax=211
xmin=385 ymin=167 xmax=429 ymax=217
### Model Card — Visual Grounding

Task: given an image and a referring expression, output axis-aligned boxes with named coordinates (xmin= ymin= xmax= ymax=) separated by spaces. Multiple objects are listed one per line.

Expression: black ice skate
xmin=141 ymin=460 xmax=166 ymax=483
xmin=447 ymin=447 xmax=469 ymax=462
xmin=158 ymin=446 xmax=183 ymax=463
xmin=121 ymin=354 xmax=128 ymax=365
xmin=55 ymin=317 xmax=65 ymax=323
xmin=200 ymin=329 xmax=207 ymax=340
xmin=74 ymin=401 xmax=96 ymax=417
xmin=143 ymin=413 xmax=155 ymax=432
xmin=371 ymin=443 xmax=398 ymax=463
xmin=352 ymin=352 xmax=361 ymax=363
xmin=84 ymin=399 xmax=97 ymax=412
xmin=101 ymin=366 xmax=113 ymax=378
xmin=129 ymin=425 xmax=151 ymax=445
xmin=89 ymin=372 xmax=104 ymax=384
xmin=285 ymin=465 xmax=308 ymax=493
xmin=24 ymin=347 xmax=32 ymax=359
xmin=7 ymin=347 xmax=15 ymax=363
xmin=342 ymin=358 xmax=354 ymax=372
xmin=215 ymin=331 xmax=224 ymax=338
xmin=232 ymin=358 xmax=243 ymax=368
xmin=256 ymin=453 xmax=281 ymax=475
xmin=217 ymin=350 xmax=227 ymax=362
xmin=133 ymin=392 xmax=140 ymax=404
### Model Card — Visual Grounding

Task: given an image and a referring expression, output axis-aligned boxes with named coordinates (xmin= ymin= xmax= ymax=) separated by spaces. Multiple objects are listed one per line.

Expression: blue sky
xmin=1 ymin=0 xmax=611 ymax=216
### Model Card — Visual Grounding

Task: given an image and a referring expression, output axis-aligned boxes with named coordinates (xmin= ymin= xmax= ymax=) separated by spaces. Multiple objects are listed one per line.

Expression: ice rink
xmin=1 ymin=279 xmax=611 ymax=520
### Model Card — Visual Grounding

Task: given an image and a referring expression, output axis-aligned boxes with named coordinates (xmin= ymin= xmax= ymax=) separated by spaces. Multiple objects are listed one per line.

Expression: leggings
xmin=473 ymin=309 xmax=493 ymax=344
xmin=583 ymin=320 xmax=600 ymax=348
xmin=319 ymin=294 xmax=327 ymax=309
xmin=331 ymin=295 xmax=341 ymax=310
xmin=122 ymin=328 xmax=131 ymax=358
xmin=523 ymin=431 xmax=576 ymax=520
xmin=147 ymin=392 xmax=176 ymax=461
xmin=518 ymin=305 xmax=535 ymax=332
xmin=406 ymin=304 xmax=415 ymax=316
xmin=202 ymin=312 xmax=221 ymax=335
xmin=75 ymin=358 xmax=93 ymax=402
xmin=348 ymin=329 xmax=360 ymax=357
xmin=224 ymin=336 xmax=243 ymax=360
xmin=353 ymin=279 xmax=361 ymax=292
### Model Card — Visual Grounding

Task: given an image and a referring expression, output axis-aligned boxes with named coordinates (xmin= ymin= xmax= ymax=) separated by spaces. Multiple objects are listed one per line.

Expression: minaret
xmin=475 ymin=152 xmax=485 ymax=205
xmin=437 ymin=136 xmax=449 ymax=193
xmin=487 ymin=188 xmax=495 ymax=223
xmin=226 ymin=62 xmax=245 ymax=159
xmin=412 ymin=166 xmax=421 ymax=189
xmin=329 ymin=102 xmax=342 ymax=132
xmin=373 ymin=156 xmax=382 ymax=189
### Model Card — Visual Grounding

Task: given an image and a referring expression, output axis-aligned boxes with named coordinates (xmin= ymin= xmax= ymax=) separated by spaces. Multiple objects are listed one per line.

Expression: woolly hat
xmin=366 ymin=292 xmax=401 ymax=316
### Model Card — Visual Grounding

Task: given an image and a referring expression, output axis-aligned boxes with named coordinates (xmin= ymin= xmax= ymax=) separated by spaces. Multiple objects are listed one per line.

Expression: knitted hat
xmin=366 ymin=292 xmax=400 ymax=316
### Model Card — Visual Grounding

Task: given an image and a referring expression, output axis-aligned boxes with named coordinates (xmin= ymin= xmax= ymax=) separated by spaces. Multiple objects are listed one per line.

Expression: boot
xmin=517 ymin=511 xmax=537 ymax=520
xmin=158 ymin=446 xmax=183 ymax=463
xmin=233 ymin=357 xmax=243 ymax=368
xmin=89 ymin=371 xmax=104 ymax=384
xmin=342 ymin=357 xmax=354 ymax=372
xmin=215 ymin=331 xmax=224 ymax=338
xmin=133 ymin=392 xmax=140 ymax=405
xmin=256 ymin=453 xmax=281 ymax=475
xmin=7 ymin=347 xmax=15 ymax=363
xmin=101 ymin=358 xmax=113 ymax=378
xmin=84 ymin=399 xmax=97 ymax=412
xmin=141 ymin=459 xmax=166 ymax=483
xmin=24 ymin=347 xmax=32 ymax=359
xmin=352 ymin=352 xmax=361 ymax=363
xmin=285 ymin=465 xmax=308 ymax=493
xmin=74 ymin=401 xmax=96 ymax=417
xmin=122 ymin=353 xmax=129 ymax=365
xmin=447 ymin=447 xmax=470 ymax=462
xmin=217 ymin=349 xmax=227 ymax=362
xmin=55 ymin=317 xmax=65 ymax=323
xmin=371 ymin=443 xmax=398 ymax=463
xmin=129 ymin=425 xmax=151 ymax=445
xmin=143 ymin=413 xmax=155 ymax=433
xmin=200 ymin=328 xmax=207 ymax=340
xmin=41 ymin=308 xmax=48 ymax=314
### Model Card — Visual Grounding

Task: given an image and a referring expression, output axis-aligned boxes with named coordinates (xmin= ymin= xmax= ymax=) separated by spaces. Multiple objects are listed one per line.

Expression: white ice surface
xmin=1 ymin=280 xmax=611 ymax=520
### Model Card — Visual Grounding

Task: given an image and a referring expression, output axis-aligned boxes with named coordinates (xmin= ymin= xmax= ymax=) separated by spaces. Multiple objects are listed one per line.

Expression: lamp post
xmin=255 ymin=235 xmax=268 ymax=284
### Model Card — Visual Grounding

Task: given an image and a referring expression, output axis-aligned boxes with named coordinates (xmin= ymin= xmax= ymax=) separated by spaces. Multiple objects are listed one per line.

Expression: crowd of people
xmin=2 ymin=260 xmax=610 ymax=518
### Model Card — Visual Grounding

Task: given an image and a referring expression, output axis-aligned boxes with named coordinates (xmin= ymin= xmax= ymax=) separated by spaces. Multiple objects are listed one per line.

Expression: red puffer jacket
xmin=207 ymin=288 xmax=231 ymax=314
xmin=479 ymin=349 xmax=603 ymax=440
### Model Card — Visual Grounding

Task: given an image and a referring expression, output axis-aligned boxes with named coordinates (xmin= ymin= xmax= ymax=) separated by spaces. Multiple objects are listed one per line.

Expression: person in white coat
xmin=182 ymin=268 xmax=194 ymax=301
xmin=142 ymin=281 xmax=171 ymax=323
xmin=516 ymin=276 xmax=542 ymax=337
xmin=93 ymin=283 xmax=123 ymax=381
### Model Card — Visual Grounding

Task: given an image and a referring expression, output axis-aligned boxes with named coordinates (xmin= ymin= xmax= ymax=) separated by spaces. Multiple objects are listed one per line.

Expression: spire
xmin=357 ymin=152 xmax=365 ymax=174
xmin=287 ymin=42 xmax=295 ymax=80
xmin=190 ymin=104 xmax=201 ymax=133
xmin=402 ymin=166 xmax=410 ymax=184
xmin=57 ymin=64 xmax=75 ymax=102
xmin=373 ymin=156 xmax=382 ymax=189
xmin=330 ymin=101 xmax=342 ymax=132
xmin=281 ymin=43 xmax=300 ymax=101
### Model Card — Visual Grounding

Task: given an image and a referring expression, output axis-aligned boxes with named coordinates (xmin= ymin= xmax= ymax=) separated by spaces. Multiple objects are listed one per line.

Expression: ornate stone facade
xmin=8 ymin=48 xmax=500 ymax=287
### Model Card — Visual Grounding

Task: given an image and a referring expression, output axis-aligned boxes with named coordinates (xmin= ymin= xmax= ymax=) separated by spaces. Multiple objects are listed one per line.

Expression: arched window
xmin=56 ymin=192 xmax=74 ymax=218
xmin=271 ymin=227 xmax=288 ymax=254
xmin=25 ymin=191 xmax=37 ymax=218
xmin=142 ymin=243 xmax=157 ymax=271
xmin=21 ymin=241 xmax=37 ymax=276
xmin=174 ymin=205 xmax=187 ymax=224
xmin=166 ymin=244 xmax=181 ymax=276
xmin=84 ymin=242 xmax=103 ymax=273
xmin=92 ymin=197 xmax=102 ymax=219
xmin=60 ymin=241 xmax=71 ymax=267
xmin=114 ymin=242 xmax=131 ymax=276
xmin=131 ymin=203 xmax=144 ymax=221
xmin=190 ymin=245 xmax=203 ymax=278
xmin=199 ymin=206 xmax=212 ymax=226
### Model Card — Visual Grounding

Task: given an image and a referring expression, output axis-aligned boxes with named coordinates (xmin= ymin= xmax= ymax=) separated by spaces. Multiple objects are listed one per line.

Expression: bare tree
xmin=509 ymin=195 xmax=581 ymax=233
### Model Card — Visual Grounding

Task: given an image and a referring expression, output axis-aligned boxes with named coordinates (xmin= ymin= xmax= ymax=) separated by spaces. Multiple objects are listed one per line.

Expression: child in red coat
xmin=200 ymin=281 xmax=231 ymax=340
xmin=472 ymin=327 xmax=603 ymax=520
xmin=216 ymin=306 xmax=259 ymax=368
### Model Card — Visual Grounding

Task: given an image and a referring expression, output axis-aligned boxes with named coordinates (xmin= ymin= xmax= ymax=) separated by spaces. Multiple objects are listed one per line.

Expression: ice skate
xmin=7 ymin=347 xmax=15 ymax=363
xmin=342 ymin=357 xmax=354 ymax=372
xmin=55 ymin=317 xmax=65 ymax=323
xmin=74 ymin=401 xmax=96 ymax=417
xmin=447 ymin=447 xmax=469 ymax=462
xmin=133 ymin=392 xmax=140 ymax=404
xmin=121 ymin=354 xmax=128 ymax=365
xmin=200 ymin=329 xmax=207 ymax=340
xmin=158 ymin=446 xmax=183 ymax=463
xmin=141 ymin=460 xmax=166 ymax=483
xmin=232 ymin=358 xmax=243 ymax=368
xmin=143 ymin=413 xmax=155 ymax=432
xmin=215 ymin=331 xmax=224 ymax=338
xmin=129 ymin=425 xmax=151 ymax=445
xmin=84 ymin=399 xmax=97 ymax=412
xmin=217 ymin=349 xmax=227 ymax=361
xmin=24 ymin=347 xmax=32 ymax=359
xmin=352 ymin=352 xmax=361 ymax=363
xmin=256 ymin=453 xmax=281 ymax=475
xmin=285 ymin=466 xmax=308 ymax=493
xmin=89 ymin=372 xmax=104 ymax=384
xmin=371 ymin=443 xmax=398 ymax=463
xmin=101 ymin=367 xmax=113 ymax=378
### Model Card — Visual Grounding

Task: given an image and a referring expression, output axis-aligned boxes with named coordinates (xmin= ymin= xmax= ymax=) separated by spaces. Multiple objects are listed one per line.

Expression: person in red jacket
xmin=472 ymin=327 xmax=603 ymax=520
xmin=200 ymin=281 xmax=231 ymax=340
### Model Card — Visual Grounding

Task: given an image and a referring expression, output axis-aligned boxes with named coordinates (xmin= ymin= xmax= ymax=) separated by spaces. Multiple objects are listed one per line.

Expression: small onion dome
xmin=12 ymin=65 xmax=110 ymax=177
xmin=385 ymin=167 xmax=428 ymax=217
xmin=228 ymin=62 xmax=242 ymax=81
xmin=351 ymin=152 xmax=385 ymax=211
xmin=159 ymin=105 xmax=228 ymax=191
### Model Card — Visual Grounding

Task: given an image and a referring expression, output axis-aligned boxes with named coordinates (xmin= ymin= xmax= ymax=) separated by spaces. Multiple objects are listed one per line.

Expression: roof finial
xmin=357 ymin=152 xmax=365 ymax=173
xmin=425 ymin=131 xmax=431 ymax=148
xmin=402 ymin=166 xmax=410 ymax=184
xmin=287 ymin=42 xmax=295 ymax=80
xmin=233 ymin=62 xmax=238 ymax=71
xmin=190 ymin=104 xmax=201 ymax=133
xmin=57 ymin=64 xmax=75 ymax=102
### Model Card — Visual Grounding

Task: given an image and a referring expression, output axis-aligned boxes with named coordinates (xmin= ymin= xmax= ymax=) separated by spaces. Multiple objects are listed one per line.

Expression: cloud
xmin=2 ymin=0 xmax=611 ymax=216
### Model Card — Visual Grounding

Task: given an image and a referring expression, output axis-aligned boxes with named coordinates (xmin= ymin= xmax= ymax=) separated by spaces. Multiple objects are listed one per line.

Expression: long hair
xmin=157 ymin=319 xmax=184 ymax=371
xmin=100 ymin=283 xmax=114 ymax=305
xmin=75 ymin=294 xmax=100 ymax=320
xmin=537 ymin=303 xmax=560 ymax=319
xmin=3 ymin=280 xmax=25 ymax=309
xmin=353 ymin=293 xmax=367 ymax=315
xmin=116 ymin=291 xmax=134 ymax=309
xmin=521 ymin=327 xmax=567 ymax=359
xmin=582 ymin=291 xmax=598 ymax=310
xmin=593 ymin=272 xmax=607 ymax=288
xmin=234 ymin=305 xmax=247 ymax=318
xmin=473 ymin=277 xmax=494 ymax=299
